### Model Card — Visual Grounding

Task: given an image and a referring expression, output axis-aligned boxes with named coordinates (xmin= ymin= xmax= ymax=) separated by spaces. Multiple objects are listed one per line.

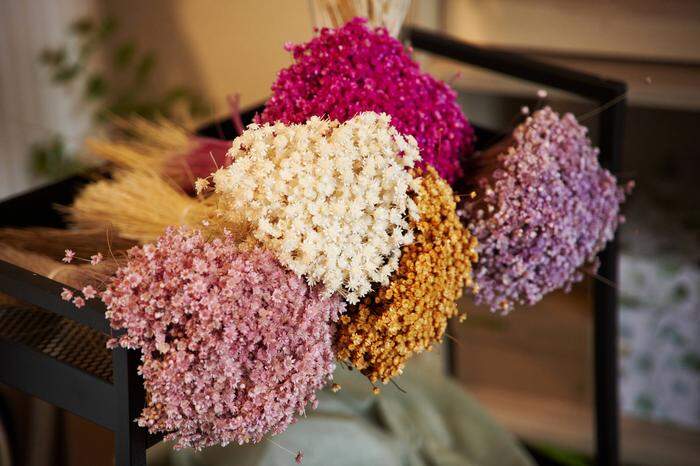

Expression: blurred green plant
xmin=30 ymin=135 xmax=83 ymax=179
xmin=32 ymin=15 xmax=210 ymax=178
xmin=528 ymin=443 xmax=593 ymax=466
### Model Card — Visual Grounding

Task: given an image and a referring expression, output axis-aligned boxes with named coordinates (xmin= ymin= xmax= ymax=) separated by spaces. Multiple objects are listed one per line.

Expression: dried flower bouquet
xmin=20 ymin=16 xmax=629 ymax=455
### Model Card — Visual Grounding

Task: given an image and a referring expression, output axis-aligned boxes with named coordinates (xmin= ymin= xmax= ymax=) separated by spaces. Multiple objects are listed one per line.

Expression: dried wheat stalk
xmin=66 ymin=168 xmax=250 ymax=244
xmin=309 ymin=0 xmax=411 ymax=36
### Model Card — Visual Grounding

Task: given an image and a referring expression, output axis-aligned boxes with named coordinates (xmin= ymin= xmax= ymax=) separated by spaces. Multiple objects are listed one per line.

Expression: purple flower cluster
xmin=102 ymin=228 xmax=345 ymax=449
xmin=256 ymin=17 xmax=474 ymax=183
xmin=462 ymin=107 xmax=627 ymax=312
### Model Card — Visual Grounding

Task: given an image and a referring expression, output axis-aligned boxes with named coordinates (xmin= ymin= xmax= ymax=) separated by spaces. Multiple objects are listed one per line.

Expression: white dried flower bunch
xmin=210 ymin=111 xmax=421 ymax=303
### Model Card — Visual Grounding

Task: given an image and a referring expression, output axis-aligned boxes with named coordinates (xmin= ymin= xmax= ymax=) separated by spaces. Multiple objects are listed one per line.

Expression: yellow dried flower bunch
xmin=335 ymin=166 xmax=478 ymax=383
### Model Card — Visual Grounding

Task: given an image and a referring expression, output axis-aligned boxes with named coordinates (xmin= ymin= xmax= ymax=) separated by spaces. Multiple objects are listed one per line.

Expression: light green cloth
xmin=151 ymin=358 xmax=533 ymax=466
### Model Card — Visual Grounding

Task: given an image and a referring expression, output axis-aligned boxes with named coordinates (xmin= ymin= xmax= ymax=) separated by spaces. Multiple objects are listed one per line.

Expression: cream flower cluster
xmin=211 ymin=112 xmax=420 ymax=303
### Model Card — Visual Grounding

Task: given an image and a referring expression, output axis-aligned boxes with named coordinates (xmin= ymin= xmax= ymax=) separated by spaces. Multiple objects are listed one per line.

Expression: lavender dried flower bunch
xmin=461 ymin=107 xmax=629 ymax=312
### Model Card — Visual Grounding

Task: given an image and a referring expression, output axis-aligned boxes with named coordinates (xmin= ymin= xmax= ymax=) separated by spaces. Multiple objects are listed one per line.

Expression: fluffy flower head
xmin=211 ymin=111 xmax=420 ymax=304
xmin=102 ymin=227 xmax=345 ymax=449
xmin=61 ymin=287 xmax=73 ymax=301
xmin=257 ymin=17 xmax=474 ymax=183
xmin=461 ymin=107 xmax=628 ymax=312
xmin=63 ymin=249 xmax=75 ymax=263
xmin=336 ymin=167 xmax=478 ymax=382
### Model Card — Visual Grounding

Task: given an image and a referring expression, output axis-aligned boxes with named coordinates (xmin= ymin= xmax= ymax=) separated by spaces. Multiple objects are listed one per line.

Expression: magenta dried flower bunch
xmin=102 ymin=227 xmax=345 ymax=449
xmin=256 ymin=17 xmax=474 ymax=184
xmin=461 ymin=107 xmax=628 ymax=312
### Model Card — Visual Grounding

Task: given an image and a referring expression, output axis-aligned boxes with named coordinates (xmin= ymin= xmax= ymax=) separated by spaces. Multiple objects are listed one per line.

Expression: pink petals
xmin=102 ymin=227 xmax=345 ymax=449
xmin=62 ymin=249 xmax=75 ymax=263
xmin=58 ymin=250 xmax=106 ymax=308
xmin=60 ymin=287 xmax=73 ymax=301
xmin=82 ymin=285 xmax=97 ymax=300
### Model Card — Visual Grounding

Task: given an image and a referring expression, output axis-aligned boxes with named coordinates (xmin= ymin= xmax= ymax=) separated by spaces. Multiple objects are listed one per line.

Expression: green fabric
xmin=152 ymin=359 xmax=533 ymax=466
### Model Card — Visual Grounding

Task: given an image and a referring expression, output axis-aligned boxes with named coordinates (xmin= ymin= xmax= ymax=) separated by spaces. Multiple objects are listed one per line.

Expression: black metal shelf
xmin=0 ymin=330 xmax=117 ymax=430
xmin=0 ymin=303 xmax=112 ymax=383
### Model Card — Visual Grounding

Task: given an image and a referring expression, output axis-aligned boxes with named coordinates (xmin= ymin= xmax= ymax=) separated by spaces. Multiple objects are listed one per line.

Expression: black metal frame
xmin=0 ymin=27 xmax=625 ymax=466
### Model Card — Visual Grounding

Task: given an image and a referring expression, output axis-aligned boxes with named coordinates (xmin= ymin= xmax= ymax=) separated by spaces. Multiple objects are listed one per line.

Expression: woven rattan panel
xmin=0 ymin=303 xmax=112 ymax=383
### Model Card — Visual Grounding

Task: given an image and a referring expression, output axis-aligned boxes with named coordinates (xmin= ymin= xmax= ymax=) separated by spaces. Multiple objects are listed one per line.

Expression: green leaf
xmin=188 ymin=95 xmax=210 ymax=118
xmin=134 ymin=52 xmax=156 ymax=82
xmin=113 ymin=41 xmax=136 ymax=69
xmin=529 ymin=443 xmax=592 ymax=466
xmin=85 ymin=74 xmax=107 ymax=100
xmin=29 ymin=135 xmax=82 ymax=178
xmin=619 ymin=295 xmax=643 ymax=308
xmin=30 ymin=136 xmax=62 ymax=174
xmin=38 ymin=47 xmax=67 ymax=67
xmin=680 ymin=353 xmax=700 ymax=373
xmin=97 ymin=16 xmax=118 ymax=40
xmin=69 ymin=17 xmax=93 ymax=35
xmin=161 ymin=86 xmax=189 ymax=106
xmin=671 ymin=283 xmax=689 ymax=303
xmin=634 ymin=394 xmax=654 ymax=414
xmin=51 ymin=63 xmax=81 ymax=83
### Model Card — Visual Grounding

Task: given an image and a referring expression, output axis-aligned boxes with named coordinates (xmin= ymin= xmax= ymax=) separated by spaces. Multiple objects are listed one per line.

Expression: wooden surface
xmin=454 ymin=284 xmax=594 ymax=405
xmin=469 ymin=386 xmax=700 ymax=466
xmin=454 ymin=281 xmax=700 ymax=466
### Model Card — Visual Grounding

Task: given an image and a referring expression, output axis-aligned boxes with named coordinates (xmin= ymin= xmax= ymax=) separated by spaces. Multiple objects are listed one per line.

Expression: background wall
xmin=99 ymin=0 xmax=315 ymax=115
xmin=0 ymin=0 xmax=97 ymax=199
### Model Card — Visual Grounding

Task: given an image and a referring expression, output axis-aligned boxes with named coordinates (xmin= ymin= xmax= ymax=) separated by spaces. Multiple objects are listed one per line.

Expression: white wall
xmin=0 ymin=0 xmax=97 ymax=199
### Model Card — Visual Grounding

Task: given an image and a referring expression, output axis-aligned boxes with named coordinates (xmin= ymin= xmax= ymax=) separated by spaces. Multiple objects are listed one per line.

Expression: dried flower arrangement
xmin=257 ymin=18 xmax=474 ymax=184
xmin=103 ymin=228 xmax=344 ymax=449
xmin=209 ymin=112 xmax=420 ymax=304
xmin=460 ymin=107 xmax=631 ymax=313
xmin=0 ymin=14 xmax=629 ymax=459
xmin=85 ymin=117 xmax=232 ymax=191
xmin=336 ymin=167 xmax=478 ymax=382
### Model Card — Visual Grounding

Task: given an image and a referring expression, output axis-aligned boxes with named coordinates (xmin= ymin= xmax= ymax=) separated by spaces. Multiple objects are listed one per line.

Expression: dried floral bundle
xmin=336 ymin=167 xmax=478 ymax=382
xmin=103 ymin=228 xmax=345 ymax=449
xmin=209 ymin=112 xmax=421 ymax=304
xmin=257 ymin=18 xmax=474 ymax=184
xmin=309 ymin=0 xmax=411 ymax=37
xmin=460 ymin=107 xmax=630 ymax=312
xmin=86 ymin=118 xmax=231 ymax=191
xmin=67 ymin=169 xmax=248 ymax=243
xmin=28 ymin=15 xmax=634 ymax=458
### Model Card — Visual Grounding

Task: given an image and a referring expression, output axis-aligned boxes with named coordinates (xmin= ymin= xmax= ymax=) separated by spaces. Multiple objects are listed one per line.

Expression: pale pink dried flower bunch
xmin=102 ymin=227 xmax=345 ymax=449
